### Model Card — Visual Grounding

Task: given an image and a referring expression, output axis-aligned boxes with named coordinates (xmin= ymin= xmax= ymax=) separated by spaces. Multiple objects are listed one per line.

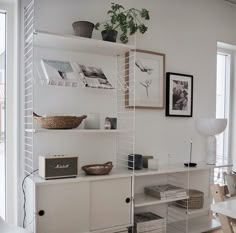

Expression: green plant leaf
xmin=107 ymin=10 xmax=114 ymax=15
xmin=94 ymin=23 xmax=100 ymax=30
xmin=120 ymin=24 xmax=128 ymax=34
xmin=111 ymin=14 xmax=117 ymax=24
xmin=139 ymin=24 xmax=148 ymax=34
xmin=140 ymin=9 xmax=150 ymax=20
xmin=120 ymin=33 xmax=128 ymax=44
xmin=104 ymin=23 xmax=113 ymax=31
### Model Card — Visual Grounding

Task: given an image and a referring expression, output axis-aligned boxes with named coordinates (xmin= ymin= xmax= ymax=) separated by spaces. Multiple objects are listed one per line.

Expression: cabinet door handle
xmin=125 ymin=197 xmax=131 ymax=203
xmin=38 ymin=210 xmax=45 ymax=216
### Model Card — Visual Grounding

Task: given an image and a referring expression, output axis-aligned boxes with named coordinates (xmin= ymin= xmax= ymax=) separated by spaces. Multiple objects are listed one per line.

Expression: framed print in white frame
xmin=125 ymin=49 xmax=165 ymax=109
xmin=166 ymin=72 xmax=193 ymax=117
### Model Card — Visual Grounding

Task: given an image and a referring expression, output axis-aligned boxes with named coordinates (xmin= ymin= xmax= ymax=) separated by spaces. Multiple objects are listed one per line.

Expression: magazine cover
xmin=77 ymin=64 xmax=114 ymax=89
xmin=41 ymin=59 xmax=79 ymax=83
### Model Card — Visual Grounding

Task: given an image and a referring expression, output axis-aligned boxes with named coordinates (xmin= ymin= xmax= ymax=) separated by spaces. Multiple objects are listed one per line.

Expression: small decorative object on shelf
xmin=95 ymin=3 xmax=150 ymax=43
xmin=104 ymin=117 xmax=117 ymax=129
xmin=148 ymin=158 xmax=159 ymax=170
xmin=72 ymin=21 xmax=95 ymax=38
xmin=133 ymin=212 xmax=166 ymax=233
xmin=128 ymin=154 xmax=143 ymax=170
xmin=33 ymin=112 xmax=87 ymax=129
xmin=104 ymin=117 xmax=111 ymax=129
xmin=142 ymin=155 xmax=153 ymax=168
xmin=82 ymin=161 xmax=113 ymax=175
xmin=84 ymin=113 xmax=100 ymax=129
xmin=184 ymin=140 xmax=197 ymax=167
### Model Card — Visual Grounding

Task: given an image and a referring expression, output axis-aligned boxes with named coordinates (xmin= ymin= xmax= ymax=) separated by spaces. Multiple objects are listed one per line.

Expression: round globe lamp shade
xmin=195 ymin=118 xmax=227 ymax=136
xmin=195 ymin=118 xmax=227 ymax=164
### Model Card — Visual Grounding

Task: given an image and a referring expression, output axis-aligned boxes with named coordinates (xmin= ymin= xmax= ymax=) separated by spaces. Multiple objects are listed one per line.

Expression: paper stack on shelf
xmin=76 ymin=63 xmax=114 ymax=89
xmin=41 ymin=59 xmax=80 ymax=85
xmin=133 ymin=212 xmax=166 ymax=233
xmin=144 ymin=184 xmax=187 ymax=200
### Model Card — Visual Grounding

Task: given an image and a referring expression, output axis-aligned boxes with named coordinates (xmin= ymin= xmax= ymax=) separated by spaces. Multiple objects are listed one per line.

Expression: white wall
xmin=31 ymin=0 xmax=236 ymax=164
xmin=31 ymin=0 xmax=236 ymax=165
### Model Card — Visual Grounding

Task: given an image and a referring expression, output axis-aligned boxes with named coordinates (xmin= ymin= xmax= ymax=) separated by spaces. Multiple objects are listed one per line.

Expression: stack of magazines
xmin=134 ymin=212 xmax=166 ymax=233
xmin=144 ymin=184 xmax=187 ymax=200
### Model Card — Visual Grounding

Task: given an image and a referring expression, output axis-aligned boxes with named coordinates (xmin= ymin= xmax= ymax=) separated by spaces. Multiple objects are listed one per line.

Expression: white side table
xmin=211 ymin=199 xmax=236 ymax=219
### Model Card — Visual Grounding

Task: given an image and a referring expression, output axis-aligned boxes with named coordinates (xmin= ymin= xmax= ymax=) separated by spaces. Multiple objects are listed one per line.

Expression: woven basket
xmin=176 ymin=189 xmax=204 ymax=209
xmin=34 ymin=112 xmax=87 ymax=129
xmin=82 ymin=162 xmax=113 ymax=175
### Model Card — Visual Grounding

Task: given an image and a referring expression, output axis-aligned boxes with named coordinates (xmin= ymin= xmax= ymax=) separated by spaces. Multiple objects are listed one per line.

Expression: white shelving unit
xmin=25 ymin=128 xmax=132 ymax=133
xmin=133 ymin=163 xmax=232 ymax=233
xmin=134 ymin=193 xmax=189 ymax=208
xmin=134 ymin=162 xmax=233 ymax=176
xmin=167 ymin=216 xmax=221 ymax=233
xmin=30 ymin=30 xmax=135 ymax=56
xmin=22 ymin=1 xmax=232 ymax=233
xmin=23 ymin=1 xmax=136 ymax=233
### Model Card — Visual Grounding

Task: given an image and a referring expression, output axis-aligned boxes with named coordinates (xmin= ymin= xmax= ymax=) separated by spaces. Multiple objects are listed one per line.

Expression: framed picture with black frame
xmin=166 ymin=72 xmax=193 ymax=117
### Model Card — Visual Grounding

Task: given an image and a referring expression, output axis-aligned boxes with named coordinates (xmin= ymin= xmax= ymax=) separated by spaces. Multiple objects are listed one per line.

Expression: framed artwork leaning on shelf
xmin=125 ymin=49 xmax=165 ymax=109
xmin=166 ymin=72 xmax=193 ymax=117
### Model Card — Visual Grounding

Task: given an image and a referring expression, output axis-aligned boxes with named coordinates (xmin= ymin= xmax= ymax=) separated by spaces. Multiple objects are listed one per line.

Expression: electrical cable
xmin=22 ymin=169 xmax=39 ymax=228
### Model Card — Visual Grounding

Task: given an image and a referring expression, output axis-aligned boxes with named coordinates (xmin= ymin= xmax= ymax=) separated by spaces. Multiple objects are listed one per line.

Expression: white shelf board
xmin=25 ymin=128 xmax=130 ymax=134
xmin=34 ymin=168 xmax=133 ymax=186
xmin=30 ymin=30 xmax=134 ymax=56
xmin=168 ymin=199 xmax=210 ymax=215
xmin=167 ymin=216 xmax=221 ymax=233
xmin=134 ymin=193 xmax=189 ymax=208
xmin=134 ymin=162 xmax=233 ymax=176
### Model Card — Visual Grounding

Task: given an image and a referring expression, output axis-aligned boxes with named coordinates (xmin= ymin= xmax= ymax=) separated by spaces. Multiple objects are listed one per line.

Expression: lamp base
xmin=206 ymin=136 xmax=216 ymax=165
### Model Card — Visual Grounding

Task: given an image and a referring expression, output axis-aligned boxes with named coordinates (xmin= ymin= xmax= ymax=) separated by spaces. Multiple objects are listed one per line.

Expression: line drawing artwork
xmin=135 ymin=60 xmax=153 ymax=75
xmin=125 ymin=50 xmax=165 ymax=109
xmin=136 ymin=59 xmax=153 ymax=97
xmin=140 ymin=79 xmax=152 ymax=97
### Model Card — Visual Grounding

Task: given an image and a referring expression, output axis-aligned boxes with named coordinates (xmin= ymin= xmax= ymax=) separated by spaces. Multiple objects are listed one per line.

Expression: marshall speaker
xmin=39 ymin=155 xmax=79 ymax=179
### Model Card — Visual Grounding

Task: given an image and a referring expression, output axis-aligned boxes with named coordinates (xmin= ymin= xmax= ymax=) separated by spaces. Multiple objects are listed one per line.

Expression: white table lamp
xmin=195 ymin=118 xmax=227 ymax=165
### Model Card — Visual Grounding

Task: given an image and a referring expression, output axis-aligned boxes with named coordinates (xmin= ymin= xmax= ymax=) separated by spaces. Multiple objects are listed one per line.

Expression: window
xmin=0 ymin=11 xmax=6 ymax=220
xmin=216 ymin=51 xmax=230 ymax=165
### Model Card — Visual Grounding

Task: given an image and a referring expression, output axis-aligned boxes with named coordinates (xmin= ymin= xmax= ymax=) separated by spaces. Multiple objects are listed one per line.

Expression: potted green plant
xmin=95 ymin=3 xmax=150 ymax=43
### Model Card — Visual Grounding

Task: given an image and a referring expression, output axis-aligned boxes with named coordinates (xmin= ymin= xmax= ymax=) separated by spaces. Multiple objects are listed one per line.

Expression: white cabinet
xmin=35 ymin=181 xmax=90 ymax=233
xmin=133 ymin=163 xmax=233 ymax=233
xmin=90 ymin=177 xmax=132 ymax=231
xmin=35 ymin=176 xmax=132 ymax=233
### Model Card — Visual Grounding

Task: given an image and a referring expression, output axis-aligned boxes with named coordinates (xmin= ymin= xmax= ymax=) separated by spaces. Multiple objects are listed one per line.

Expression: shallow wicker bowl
xmin=82 ymin=162 xmax=113 ymax=175
xmin=34 ymin=112 xmax=87 ymax=129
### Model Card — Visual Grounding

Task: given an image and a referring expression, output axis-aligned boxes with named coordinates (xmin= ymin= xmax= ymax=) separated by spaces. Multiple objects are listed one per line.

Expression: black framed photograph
xmin=166 ymin=72 xmax=193 ymax=117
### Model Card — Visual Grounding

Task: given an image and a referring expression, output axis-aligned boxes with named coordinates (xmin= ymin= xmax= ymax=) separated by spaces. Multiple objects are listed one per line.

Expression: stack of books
xmin=144 ymin=184 xmax=187 ymax=200
xmin=134 ymin=212 xmax=166 ymax=233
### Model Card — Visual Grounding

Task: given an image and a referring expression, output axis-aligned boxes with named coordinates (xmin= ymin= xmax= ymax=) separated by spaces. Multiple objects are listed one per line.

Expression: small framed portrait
xmin=166 ymin=72 xmax=193 ymax=117
xmin=125 ymin=49 xmax=165 ymax=109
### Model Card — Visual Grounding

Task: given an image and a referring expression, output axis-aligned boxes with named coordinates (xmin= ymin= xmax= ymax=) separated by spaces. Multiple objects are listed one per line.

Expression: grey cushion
xmin=0 ymin=217 xmax=30 ymax=233
xmin=224 ymin=172 xmax=236 ymax=196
